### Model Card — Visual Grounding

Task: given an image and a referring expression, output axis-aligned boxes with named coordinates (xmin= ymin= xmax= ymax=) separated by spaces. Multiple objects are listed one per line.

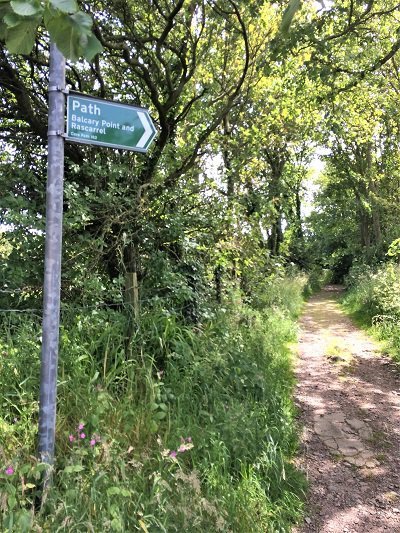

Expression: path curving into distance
xmin=294 ymin=286 xmax=400 ymax=533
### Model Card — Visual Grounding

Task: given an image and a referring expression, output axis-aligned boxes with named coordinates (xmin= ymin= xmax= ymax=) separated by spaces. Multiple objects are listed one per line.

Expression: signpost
xmin=66 ymin=93 xmax=157 ymax=152
xmin=39 ymin=60 xmax=157 ymax=486
xmin=38 ymin=43 xmax=66 ymax=486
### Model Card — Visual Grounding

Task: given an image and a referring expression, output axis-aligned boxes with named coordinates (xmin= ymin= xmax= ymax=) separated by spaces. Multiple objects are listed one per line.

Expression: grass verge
xmin=0 ymin=276 xmax=307 ymax=531
xmin=341 ymin=263 xmax=400 ymax=365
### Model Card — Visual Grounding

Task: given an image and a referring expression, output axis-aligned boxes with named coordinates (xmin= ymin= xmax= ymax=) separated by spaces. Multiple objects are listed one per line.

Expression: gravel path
xmin=294 ymin=286 xmax=400 ymax=532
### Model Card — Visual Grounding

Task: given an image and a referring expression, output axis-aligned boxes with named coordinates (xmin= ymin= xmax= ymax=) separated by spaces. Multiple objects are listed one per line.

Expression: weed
xmin=367 ymin=429 xmax=392 ymax=450
xmin=325 ymin=338 xmax=353 ymax=366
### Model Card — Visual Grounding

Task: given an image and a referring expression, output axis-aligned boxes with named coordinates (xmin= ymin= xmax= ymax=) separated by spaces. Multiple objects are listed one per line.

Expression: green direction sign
xmin=66 ymin=93 xmax=157 ymax=152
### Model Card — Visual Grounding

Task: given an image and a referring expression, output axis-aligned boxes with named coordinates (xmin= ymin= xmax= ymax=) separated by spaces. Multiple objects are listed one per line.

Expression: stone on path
xmin=313 ymin=412 xmax=377 ymax=467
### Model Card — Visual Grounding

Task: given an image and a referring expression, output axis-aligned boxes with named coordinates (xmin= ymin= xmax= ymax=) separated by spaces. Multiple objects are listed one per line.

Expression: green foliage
xmin=387 ymin=238 xmax=400 ymax=262
xmin=303 ymin=266 xmax=332 ymax=298
xmin=344 ymin=262 xmax=400 ymax=319
xmin=343 ymin=262 xmax=400 ymax=363
xmin=0 ymin=231 xmax=12 ymax=259
xmin=0 ymin=0 xmax=102 ymax=60
xmin=0 ymin=274 xmax=306 ymax=531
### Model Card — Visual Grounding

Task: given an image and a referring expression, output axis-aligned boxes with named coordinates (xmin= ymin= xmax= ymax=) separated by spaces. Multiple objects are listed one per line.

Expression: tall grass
xmin=342 ymin=261 xmax=400 ymax=363
xmin=0 ymin=275 xmax=307 ymax=531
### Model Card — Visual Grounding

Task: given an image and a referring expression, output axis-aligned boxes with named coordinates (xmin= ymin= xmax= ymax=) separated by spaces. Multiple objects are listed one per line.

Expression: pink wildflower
xmin=178 ymin=444 xmax=187 ymax=453
xmin=80 ymin=432 xmax=86 ymax=439
xmin=169 ymin=451 xmax=177 ymax=458
xmin=78 ymin=423 xmax=85 ymax=430
xmin=90 ymin=439 xmax=96 ymax=447
xmin=5 ymin=466 xmax=14 ymax=475
xmin=69 ymin=434 xmax=75 ymax=442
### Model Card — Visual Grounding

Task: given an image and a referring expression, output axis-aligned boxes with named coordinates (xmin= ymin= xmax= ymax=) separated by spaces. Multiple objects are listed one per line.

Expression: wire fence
xmin=0 ymin=292 xmax=198 ymax=315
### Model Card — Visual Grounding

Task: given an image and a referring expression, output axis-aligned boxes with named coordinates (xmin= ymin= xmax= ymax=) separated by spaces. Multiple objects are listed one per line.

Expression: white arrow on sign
xmin=137 ymin=111 xmax=155 ymax=148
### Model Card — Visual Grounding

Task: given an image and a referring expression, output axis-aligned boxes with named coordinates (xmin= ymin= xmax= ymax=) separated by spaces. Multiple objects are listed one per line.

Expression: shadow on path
xmin=294 ymin=286 xmax=400 ymax=533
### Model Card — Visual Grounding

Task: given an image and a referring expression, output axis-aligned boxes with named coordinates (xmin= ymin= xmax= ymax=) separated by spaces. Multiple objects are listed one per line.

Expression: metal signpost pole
xmin=38 ymin=42 xmax=66 ymax=483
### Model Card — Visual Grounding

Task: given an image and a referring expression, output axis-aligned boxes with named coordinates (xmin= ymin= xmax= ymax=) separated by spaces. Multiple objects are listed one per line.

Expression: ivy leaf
xmin=10 ymin=0 xmax=42 ymax=17
xmin=49 ymin=0 xmax=78 ymax=14
xmin=280 ymin=0 xmax=302 ymax=34
xmin=5 ymin=17 xmax=39 ymax=54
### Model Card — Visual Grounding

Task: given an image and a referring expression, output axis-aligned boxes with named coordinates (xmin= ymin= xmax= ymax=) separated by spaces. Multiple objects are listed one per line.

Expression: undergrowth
xmin=342 ymin=261 xmax=400 ymax=364
xmin=0 ymin=275 xmax=307 ymax=532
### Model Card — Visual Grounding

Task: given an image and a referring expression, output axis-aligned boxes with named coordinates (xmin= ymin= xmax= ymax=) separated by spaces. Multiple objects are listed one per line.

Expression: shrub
xmin=342 ymin=261 xmax=400 ymax=363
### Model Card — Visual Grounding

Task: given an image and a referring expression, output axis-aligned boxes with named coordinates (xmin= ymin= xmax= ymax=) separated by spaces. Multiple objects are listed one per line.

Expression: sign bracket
xmin=47 ymin=130 xmax=66 ymax=137
xmin=48 ymin=85 xmax=69 ymax=95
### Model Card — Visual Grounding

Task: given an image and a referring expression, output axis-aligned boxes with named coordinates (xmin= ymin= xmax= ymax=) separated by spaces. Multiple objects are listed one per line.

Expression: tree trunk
xmin=359 ymin=211 xmax=371 ymax=249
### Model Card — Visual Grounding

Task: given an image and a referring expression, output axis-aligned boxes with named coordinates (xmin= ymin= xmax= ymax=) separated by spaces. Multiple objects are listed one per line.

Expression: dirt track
xmin=294 ymin=286 xmax=400 ymax=532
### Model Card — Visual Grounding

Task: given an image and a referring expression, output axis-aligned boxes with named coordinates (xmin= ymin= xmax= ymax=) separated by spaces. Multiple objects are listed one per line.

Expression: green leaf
xmin=149 ymin=420 xmax=158 ymax=433
xmin=50 ymin=0 xmax=78 ymax=13
xmin=70 ymin=10 xmax=92 ymax=31
xmin=0 ymin=22 xmax=7 ymax=39
xmin=18 ymin=464 xmax=31 ymax=475
xmin=43 ymin=3 xmax=57 ymax=25
xmin=4 ymin=12 xmax=23 ymax=27
xmin=83 ymin=33 xmax=103 ymax=61
xmin=44 ymin=5 xmax=101 ymax=61
xmin=63 ymin=464 xmax=84 ymax=473
xmin=107 ymin=486 xmax=131 ymax=497
xmin=5 ymin=18 xmax=38 ymax=54
xmin=16 ymin=509 xmax=33 ymax=531
xmin=46 ymin=14 xmax=81 ymax=61
xmin=10 ymin=0 xmax=42 ymax=17
xmin=7 ymin=495 xmax=17 ymax=510
xmin=46 ymin=10 xmax=93 ymax=61
xmin=0 ymin=3 xmax=13 ymax=20
xmin=280 ymin=0 xmax=301 ymax=34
